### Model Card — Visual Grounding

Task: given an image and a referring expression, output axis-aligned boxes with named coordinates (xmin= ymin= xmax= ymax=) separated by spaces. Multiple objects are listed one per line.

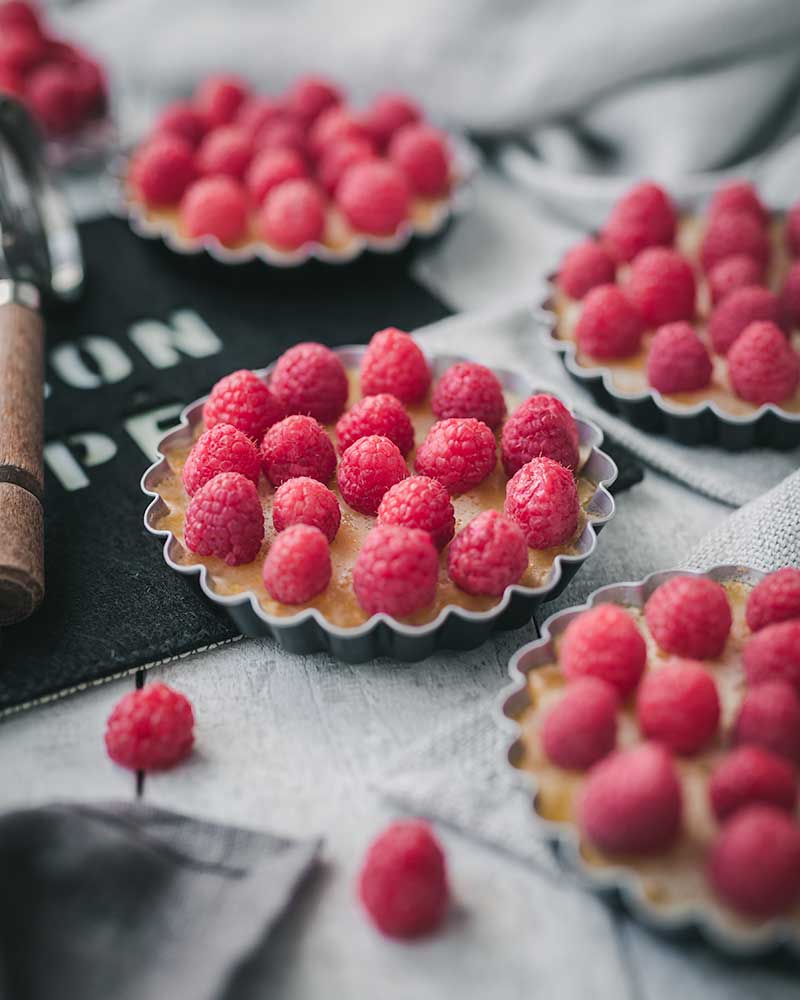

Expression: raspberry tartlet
xmin=503 ymin=566 xmax=800 ymax=951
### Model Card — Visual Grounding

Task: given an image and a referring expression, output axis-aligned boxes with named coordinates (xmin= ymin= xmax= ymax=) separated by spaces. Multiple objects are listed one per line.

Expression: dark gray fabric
xmin=0 ymin=802 xmax=319 ymax=1000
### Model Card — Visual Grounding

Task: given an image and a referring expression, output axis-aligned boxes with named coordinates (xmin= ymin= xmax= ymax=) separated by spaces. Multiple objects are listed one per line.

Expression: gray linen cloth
xmin=0 ymin=802 xmax=319 ymax=1000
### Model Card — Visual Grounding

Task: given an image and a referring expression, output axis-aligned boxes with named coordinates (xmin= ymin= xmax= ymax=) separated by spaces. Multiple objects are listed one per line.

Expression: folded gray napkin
xmin=0 ymin=802 xmax=319 ymax=1000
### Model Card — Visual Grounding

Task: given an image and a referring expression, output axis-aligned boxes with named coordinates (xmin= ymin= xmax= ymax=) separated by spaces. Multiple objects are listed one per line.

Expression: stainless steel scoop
xmin=0 ymin=95 xmax=83 ymax=625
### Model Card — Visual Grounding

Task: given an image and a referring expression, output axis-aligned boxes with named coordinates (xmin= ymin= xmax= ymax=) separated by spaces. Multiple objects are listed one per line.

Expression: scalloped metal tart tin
xmin=499 ymin=564 xmax=800 ymax=957
xmin=141 ymin=345 xmax=617 ymax=663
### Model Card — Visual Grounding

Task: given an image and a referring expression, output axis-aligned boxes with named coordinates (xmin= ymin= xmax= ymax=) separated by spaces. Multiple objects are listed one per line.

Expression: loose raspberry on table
xmin=561 ymin=604 xmax=647 ymax=697
xmin=246 ymin=147 xmax=309 ymax=205
xmin=336 ymin=393 xmax=415 ymax=455
xmin=728 ymin=321 xmax=800 ymax=405
xmin=255 ymin=117 xmax=308 ymax=158
xmin=337 ymin=434 xmax=408 ymax=515
xmin=746 ymin=568 xmax=800 ymax=633
xmin=415 ymin=418 xmax=497 ymax=494
xmin=636 ymin=658 xmax=720 ymax=754
xmin=708 ymin=180 xmax=768 ymax=226
xmin=360 ymin=327 xmax=431 ymax=404
xmin=0 ymin=64 xmax=25 ymax=99
xmin=787 ymin=201 xmax=800 ymax=257
xmin=644 ymin=575 xmax=732 ymax=659
xmin=105 ymin=683 xmax=194 ymax=771
xmin=308 ymin=106 xmax=371 ymax=159
xmin=432 ymin=362 xmax=506 ymax=430
xmin=272 ymin=477 xmax=341 ymax=543
xmin=182 ymin=423 xmax=260 ymax=496
xmin=317 ymin=137 xmax=376 ymax=195
xmin=180 ymin=176 xmax=249 ymax=245
xmin=204 ymin=369 xmax=284 ymax=441
xmin=579 ymin=743 xmax=683 ymax=854
xmin=504 ymin=456 xmax=579 ymax=549
xmin=501 ymin=394 xmax=579 ymax=475
xmin=447 ymin=510 xmax=528 ymax=596
xmin=709 ymin=806 xmax=800 ymax=918
xmin=625 ymin=247 xmax=696 ymax=327
xmin=742 ymin=619 xmax=800 ymax=692
xmin=0 ymin=1 xmax=40 ymax=32
xmin=26 ymin=63 xmax=86 ymax=134
xmin=353 ymin=524 xmax=438 ymax=618
xmin=285 ymin=74 xmax=342 ymax=126
xmin=707 ymin=254 xmax=764 ymax=305
xmin=363 ymin=92 xmax=422 ymax=148
xmin=259 ymin=179 xmax=327 ymax=251
xmin=260 ymin=414 xmax=337 ymax=487
xmin=780 ymin=260 xmax=800 ymax=329
xmin=575 ymin=284 xmax=644 ymax=359
xmin=708 ymin=285 xmax=780 ymax=355
xmin=602 ymin=181 xmax=677 ymax=262
xmin=709 ymin=746 xmax=797 ymax=822
xmin=0 ymin=25 xmax=45 ymax=76
xmin=270 ymin=342 xmax=348 ymax=424
xmin=155 ymin=101 xmax=208 ymax=147
xmin=131 ymin=135 xmax=196 ymax=206
xmin=734 ymin=681 xmax=800 ymax=763
xmin=196 ymin=125 xmax=253 ymax=180
xmin=557 ymin=240 xmax=616 ymax=300
xmin=184 ymin=471 xmax=264 ymax=566
xmin=262 ymin=524 xmax=331 ymax=604
xmin=541 ymin=677 xmax=619 ymax=770
xmin=388 ymin=123 xmax=450 ymax=197
xmin=646 ymin=322 xmax=712 ymax=394
xmin=235 ymin=96 xmax=282 ymax=140
xmin=358 ymin=820 xmax=449 ymax=938
xmin=377 ymin=475 xmax=455 ymax=550
xmin=194 ymin=74 xmax=248 ymax=128
xmin=336 ymin=160 xmax=410 ymax=236
xmin=700 ymin=210 xmax=770 ymax=274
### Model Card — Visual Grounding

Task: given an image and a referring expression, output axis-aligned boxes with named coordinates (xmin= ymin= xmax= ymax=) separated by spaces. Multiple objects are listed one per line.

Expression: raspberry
xmin=501 ymin=394 xmax=579 ymax=476
xmin=182 ymin=423 xmax=260 ymax=496
xmin=644 ymin=575 xmax=732 ymax=659
xmin=259 ymin=179 xmax=326 ymax=251
xmin=317 ymin=137 xmax=376 ymax=195
xmin=579 ymin=743 xmax=682 ymax=854
xmin=61 ymin=48 xmax=105 ymax=117
xmin=337 ymin=435 xmax=408 ymax=515
xmin=541 ymin=678 xmax=619 ymax=770
xmin=360 ymin=328 xmax=431 ymax=404
xmin=0 ymin=2 xmax=40 ymax=33
xmin=105 ymin=683 xmax=194 ymax=771
xmin=561 ymin=604 xmax=647 ymax=697
xmin=285 ymin=75 xmax=341 ymax=126
xmin=246 ymin=147 xmax=308 ymax=205
xmin=337 ymin=160 xmax=410 ymax=236
xmin=0 ymin=26 xmax=44 ymax=76
xmin=308 ymin=106 xmax=371 ymax=159
xmin=388 ymin=124 xmax=450 ymax=197
xmin=131 ymin=135 xmax=197 ymax=206
xmin=557 ymin=240 xmax=616 ymax=300
xmin=204 ymin=369 xmax=284 ymax=441
xmin=415 ymin=418 xmax=496 ymax=494
xmin=709 ymin=806 xmax=800 ymax=918
xmin=625 ymin=247 xmax=696 ymax=327
xmin=180 ymin=176 xmax=249 ymax=245
xmin=786 ymin=201 xmax=800 ymax=257
xmin=646 ymin=322 xmax=712 ymax=394
xmin=575 ymin=284 xmax=644 ymax=359
xmin=700 ymin=211 xmax=770 ymax=274
xmin=0 ymin=64 xmax=24 ymax=99
xmin=709 ymin=747 xmax=797 ymax=822
xmin=194 ymin=74 xmax=248 ymax=128
xmin=270 ymin=342 xmax=348 ymax=424
xmin=734 ymin=681 xmax=800 ymax=763
xmin=707 ymin=254 xmax=764 ymax=305
xmin=708 ymin=180 xmax=768 ymax=226
xmin=377 ymin=475 xmax=455 ymax=550
xmin=354 ymin=524 xmax=438 ymax=618
xmin=363 ymin=93 xmax=422 ymax=148
xmin=602 ymin=181 xmax=677 ymax=262
xmin=155 ymin=101 xmax=208 ymax=147
xmin=504 ymin=457 xmax=579 ymax=549
xmin=336 ymin=393 xmax=414 ymax=455
xmin=743 ymin=619 xmax=800 ymax=692
xmin=260 ymin=415 xmax=336 ymax=487
xmin=196 ymin=125 xmax=253 ymax=180
xmin=184 ymin=471 xmax=264 ymax=566
xmin=728 ymin=321 xmax=800 ymax=405
xmin=708 ymin=286 xmax=780 ymax=355
xmin=272 ymin=477 xmax=341 ymax=543
xmin=235 ymin=96 xmax=282 ymax=138
xmin=262 ymin=524 xmax=331 ymax=604
xmin=780 ymin=260 xmax=800 ymax=328
xmin=26 ymin=64 xmax=84 ymax=134
xmin=447 ymin=510 xmax=528 ymax=596
xmin=358 ymin=821 xmax=448 ymax=938
xmin=432 ymin=362 xmax=506 ymax=430
xmin=636 ymin=658 xmax=720 ymax=754
xmin=255 ymin=117 xmax=308 ymax=158
xmin=746 ymin=568 xmax=800 ymax=632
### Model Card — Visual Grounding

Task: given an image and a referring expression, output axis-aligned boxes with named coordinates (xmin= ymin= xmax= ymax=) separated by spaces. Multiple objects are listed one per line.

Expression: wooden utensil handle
xmin=0 ymin=300 xmax=45 ymax=625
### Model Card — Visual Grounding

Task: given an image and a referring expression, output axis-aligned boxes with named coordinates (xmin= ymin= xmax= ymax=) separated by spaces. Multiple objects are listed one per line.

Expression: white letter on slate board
xmin=50 ymin=337 xmax=133 ymax=389
xmin=128 ymin=310 xmax=222 ymax=369
xmin=44 ymin=434 xmax=118 ymax=491
xmin=124 ymin=403 xmax=184 ymax=463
